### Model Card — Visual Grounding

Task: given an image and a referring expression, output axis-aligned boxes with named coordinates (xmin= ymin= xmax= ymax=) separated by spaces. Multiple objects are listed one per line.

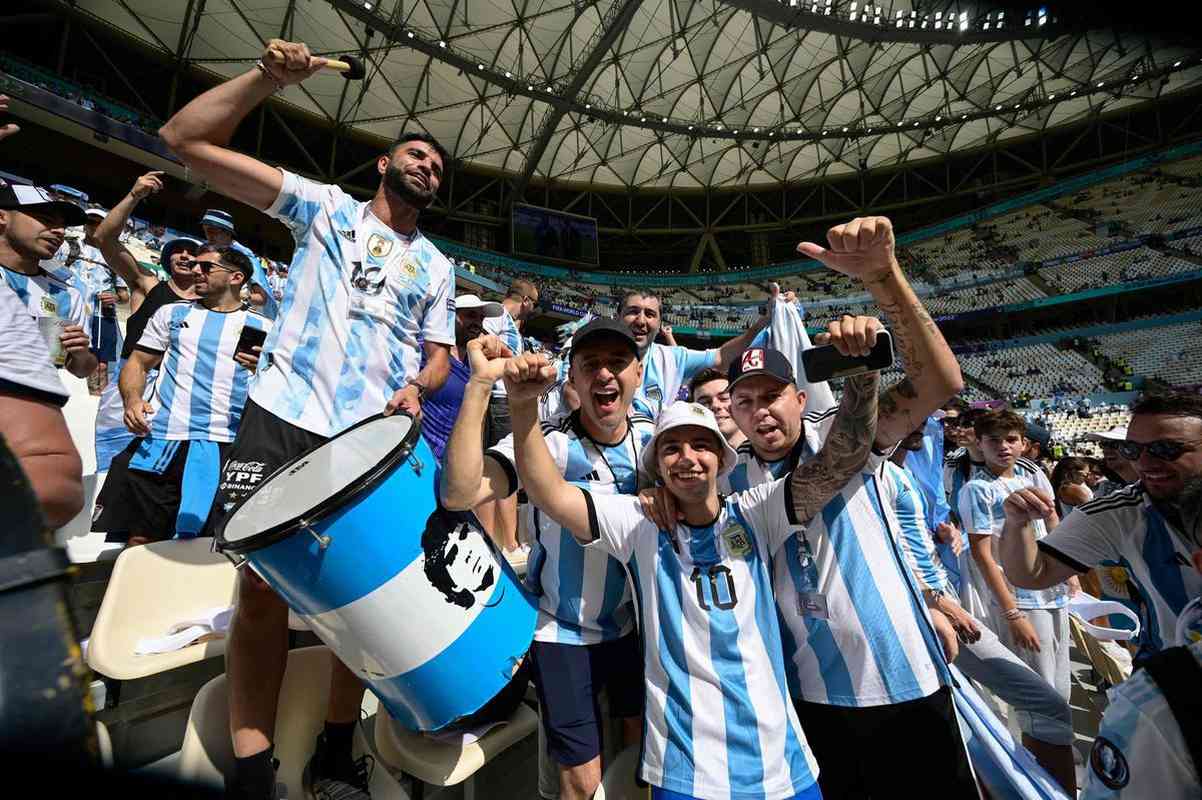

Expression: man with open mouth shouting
xmin=441 ymin=317 xmax=652 ymax=800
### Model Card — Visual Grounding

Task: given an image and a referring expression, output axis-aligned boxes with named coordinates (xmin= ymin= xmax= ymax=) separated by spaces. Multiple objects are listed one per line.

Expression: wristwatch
xmin=407 ymin=380 xmax=428 ymax=403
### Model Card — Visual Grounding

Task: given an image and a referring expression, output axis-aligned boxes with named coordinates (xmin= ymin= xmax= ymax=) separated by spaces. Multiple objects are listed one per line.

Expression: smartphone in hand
xmin=802 ymin=330 xmax=894 ymax=383
xmin=234 ymin=325 xmax=267 ymax=359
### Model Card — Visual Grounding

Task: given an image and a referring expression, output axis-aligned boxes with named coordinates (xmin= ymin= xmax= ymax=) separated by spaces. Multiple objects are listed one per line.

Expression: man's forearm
xmin=118 ymin=360 xmax=147 ymax=409
xmin=94 ymin=193 xmax=146 ymax=290
xmin=510 ymin=396 xmax=583 ymax=538
xmin=998 ymin=519 xmax=1057 ymax=589
xmin=863 ymin=261 xmax=963 ymax=445
xmin=789 ymin=371 xmax=879 ymax=523
xmin=440 ymin=378 xmax=492 ymax=509
xmin=972 ymin=539 xmax=1019 ymax=611
xmin=417 ymin=346 xmax=451 ymax=393
xmin=159 ymin=69 xmax=274 ymax=152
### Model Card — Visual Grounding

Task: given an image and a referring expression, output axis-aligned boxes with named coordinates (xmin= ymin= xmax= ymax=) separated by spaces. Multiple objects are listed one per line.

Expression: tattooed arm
xmin=789 ymin=371 xmax=880 ymax=524
xmin=798 ymin=216 xmax=963 ymax=450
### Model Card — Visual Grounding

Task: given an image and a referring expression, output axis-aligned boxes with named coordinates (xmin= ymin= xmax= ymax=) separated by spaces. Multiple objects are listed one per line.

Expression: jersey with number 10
xmin=584 ymin=480 xmax=819 ymax=800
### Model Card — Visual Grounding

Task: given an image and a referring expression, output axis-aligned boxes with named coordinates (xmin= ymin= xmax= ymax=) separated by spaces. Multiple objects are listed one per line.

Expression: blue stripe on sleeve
xmin=655 ymin=539 xmax=696 ymax=795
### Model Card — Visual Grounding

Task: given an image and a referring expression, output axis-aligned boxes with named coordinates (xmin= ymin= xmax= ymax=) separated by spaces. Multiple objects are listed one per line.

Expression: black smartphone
xmin=234 ymin=325 xmax=267 ymax=358
xmin=802 ymin=330 xmax=894 ymax=383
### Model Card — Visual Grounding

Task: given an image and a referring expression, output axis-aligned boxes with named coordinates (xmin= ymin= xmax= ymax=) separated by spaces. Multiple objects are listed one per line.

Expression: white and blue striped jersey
xmin=482 ymin=308 xmax=522 ymax=398
xmin=1080 ymin=640 xmax=1201 ymax=800
xmin=136 ymin=303 xmax=272 ymax=442
xmin=880 ymin=461 xmax=953 ymax=595
xmin=254 ymin=170 xmax=455 ymax=437
xmin=584 ymin=482 xmax=819 ymax=800
xmin=1040 ymin=485 xmax=1202 ymax=659
xmin=958 ymin=458 xmax=1070 ymax=611
xmin=724 ymin=407 xmax=947 ymax=707
xmin=634 ymin=342 xmax=717 ymax=419
xmin=2 ymin=266 xmax=89 ymax=346
xmin=487 ymin=412 xmax=655 ymax=645
xmin=0 ymin=283 xmax=68 ymax=404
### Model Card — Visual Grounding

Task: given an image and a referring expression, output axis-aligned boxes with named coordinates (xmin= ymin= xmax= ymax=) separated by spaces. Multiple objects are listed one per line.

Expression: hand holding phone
xmin=234 ymin=325 xmax=267 ymax=359
xmin=802 ymin=330 xmax=894 ymax=384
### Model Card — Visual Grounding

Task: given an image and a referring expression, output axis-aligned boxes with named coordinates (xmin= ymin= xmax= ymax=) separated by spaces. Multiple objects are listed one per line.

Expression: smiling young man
xmin=94 ymin=245 xmax=269 ymax=546
xmin=689 ymin=367 xmax=745 ymax=448
xmin=159 ymin=37 xmax=455 ymax=800
xmin=0 ymin=182 xmax=96 ymax=381
xmin=620 ymin=290 xmax=769 ymax=418
xmin=441 ymin=318 xmax=652 ymax=800
xmin=501 ymin=341 xmax=881 ymax=800
xmin=958 ymin=409 xmax=1079 ymax=749
xmin=998 ymin=391 xmax=1202 ymax=662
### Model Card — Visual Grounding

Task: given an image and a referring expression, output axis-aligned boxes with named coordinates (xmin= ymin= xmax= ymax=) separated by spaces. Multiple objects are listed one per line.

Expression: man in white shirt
xmin=160 ymin=38 xmax=455 ymax=800
xmin=998 ymin=391 xmax=1202 ymax=662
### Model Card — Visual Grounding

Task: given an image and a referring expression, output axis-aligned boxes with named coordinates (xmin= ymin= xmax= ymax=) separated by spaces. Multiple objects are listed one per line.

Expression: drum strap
xmin=1142 ymin=645 xmax=1202 ymax=777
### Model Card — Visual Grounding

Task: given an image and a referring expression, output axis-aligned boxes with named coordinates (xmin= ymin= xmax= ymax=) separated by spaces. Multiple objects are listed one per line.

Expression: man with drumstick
xmin=159 ymin=38 xmax=455 ymax=800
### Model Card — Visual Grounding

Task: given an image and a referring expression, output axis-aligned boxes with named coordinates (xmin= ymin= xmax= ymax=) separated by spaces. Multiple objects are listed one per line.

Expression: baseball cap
xmin=642 ymin=401 xmax=738 ymax=482
xmin=200 ymin=209 xmax=236 ymax=234
xmin=1025 ymin=422 xmax=1052 ymax=450
xmin=569 ymin=317 xmax=638 ymax=361
xmin=0 ymin=181 xmax=87 ymax=226
xmin=727 ymin=347 xmax=795 ymax=392
xmin=455 ymin=294 xmax=503 ymax=317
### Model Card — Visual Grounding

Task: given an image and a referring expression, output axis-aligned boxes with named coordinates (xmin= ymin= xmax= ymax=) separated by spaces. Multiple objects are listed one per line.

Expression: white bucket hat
xmin=455 ymin=294 xmax=504 ymax=317
xmin=1083 ymin=426 xmax=1128 ymax=442
xmin=642 ymin=401 xmax=739 ymax=482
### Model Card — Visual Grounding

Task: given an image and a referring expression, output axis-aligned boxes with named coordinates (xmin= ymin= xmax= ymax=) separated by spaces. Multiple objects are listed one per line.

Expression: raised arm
xmin=798 ymin=217 xmax=963 ymax=449
xmin=94 ymin=172 xmax=164 ymax=302
xmin=506 ymin=353 xmax=593 ymax=544
xmin=439 ymin=337 xmax=514 ymax=511
xmin=158 ymin=40 xmax=326 ymax=210
xmin=787 ymin=370 xmax=879 ymax=524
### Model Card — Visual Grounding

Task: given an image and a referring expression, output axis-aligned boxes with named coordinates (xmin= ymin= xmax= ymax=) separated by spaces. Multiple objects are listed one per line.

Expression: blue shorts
xmin=652 ymin=784 xmax=822 ymax=800
xmin=530 ymin=634 xmax=643 ymax=767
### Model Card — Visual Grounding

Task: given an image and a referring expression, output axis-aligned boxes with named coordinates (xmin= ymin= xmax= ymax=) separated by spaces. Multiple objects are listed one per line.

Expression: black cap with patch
xmin=727 ymin=347 xmax=795 ymax=391
xmin=570 ymin=317 xmax=639 ymax=361
xmin=0 ymin=180 xmax=87 ymax=227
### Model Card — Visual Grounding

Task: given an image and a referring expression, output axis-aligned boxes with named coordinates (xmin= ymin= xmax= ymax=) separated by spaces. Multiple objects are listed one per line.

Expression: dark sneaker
xmin=303 ymin=734 xmax=373 ymax=800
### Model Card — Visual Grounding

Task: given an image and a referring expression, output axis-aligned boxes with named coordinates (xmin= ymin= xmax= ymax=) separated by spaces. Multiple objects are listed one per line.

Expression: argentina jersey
xmin=634 ymin=342 xmax=717 ymax=418
xmin=958 ymin=457 xmax=1069 ymax=611
xmin=254 ymin=170 xmax=455 ymax=437
xmin=880 ymin=461 xmax=953 ymax=595
xmin=482 ymin=309 xmax=522 ymax=398
xmin=488 ymin=412 xmax=655 ymax=645
xmin=2 ymin=266 xmax=89 ymax=334
xmin=724 ymin=407 xmax=947 ymax=707
xmin=584 ymin=482 xmax=819 ymax=800
xmin=136 ymin=303 xmax=272 ymax=442
xmin=1039 ymin=484 xmax=1202 ymax=659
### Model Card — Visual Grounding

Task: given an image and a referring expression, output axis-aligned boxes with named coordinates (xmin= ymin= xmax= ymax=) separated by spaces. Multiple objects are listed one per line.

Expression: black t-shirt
xmin=121 ymin=281 xmax=189 ymax=360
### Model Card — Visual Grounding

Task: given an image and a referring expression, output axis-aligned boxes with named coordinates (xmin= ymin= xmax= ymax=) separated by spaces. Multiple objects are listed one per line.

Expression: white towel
xmin=134 ymin=605 xmax=234 ymax=655
xmin=1067 ymin=592 xmax=1141 ymax=641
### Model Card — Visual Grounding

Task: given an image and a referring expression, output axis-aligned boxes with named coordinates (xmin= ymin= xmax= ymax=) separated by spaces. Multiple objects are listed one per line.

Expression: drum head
xmin=216 ymin=413 xmax=417 ymax=553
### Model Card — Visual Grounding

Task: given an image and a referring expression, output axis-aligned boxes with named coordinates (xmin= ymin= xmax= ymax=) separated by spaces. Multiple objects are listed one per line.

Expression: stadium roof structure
xmin=77 ymin=0 xmax=1202 ymax=192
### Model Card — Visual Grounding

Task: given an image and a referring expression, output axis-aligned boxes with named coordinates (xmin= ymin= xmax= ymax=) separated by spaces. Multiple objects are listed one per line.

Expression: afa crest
xmin=367 ymin=233 xmax=393 ymax=259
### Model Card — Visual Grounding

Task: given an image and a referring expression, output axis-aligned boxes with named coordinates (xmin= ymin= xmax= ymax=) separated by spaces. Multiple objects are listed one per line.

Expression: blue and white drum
xmin=215 ymin=413 xmax=537 ymax=731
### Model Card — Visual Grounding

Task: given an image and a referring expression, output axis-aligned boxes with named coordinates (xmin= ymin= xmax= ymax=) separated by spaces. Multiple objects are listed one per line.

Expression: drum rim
xmin=213 ymin=412 xmax=420 ymax=555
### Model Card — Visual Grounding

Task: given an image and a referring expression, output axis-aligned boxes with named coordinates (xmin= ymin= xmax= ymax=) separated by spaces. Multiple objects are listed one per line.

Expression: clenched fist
xmin=259 ymin=39 xmax=328 ymax=87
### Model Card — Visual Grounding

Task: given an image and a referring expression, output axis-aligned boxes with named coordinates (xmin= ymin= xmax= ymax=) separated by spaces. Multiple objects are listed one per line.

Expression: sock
xmin=230 ymin=747 xmax=276 ymax=800
xmin=321 ymin=720 xmax=357 ymax=771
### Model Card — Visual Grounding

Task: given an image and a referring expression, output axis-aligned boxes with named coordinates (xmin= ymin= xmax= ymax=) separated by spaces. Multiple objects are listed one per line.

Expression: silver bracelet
xmin=254 ymin=61 xmax=285 ymax=93
xmin=1002 ymin=607 xmax=1026 ymax=621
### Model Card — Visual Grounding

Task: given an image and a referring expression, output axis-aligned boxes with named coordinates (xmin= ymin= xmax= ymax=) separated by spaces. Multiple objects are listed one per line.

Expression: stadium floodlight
xmin=663 ymin=117 xmax=669 ymax=123
xmin=842 ymin=126 xmax=848 ymax=131
xmin=960 ymin=11 xmax=968 ymax=31
xmin=438 ymin=40 xmax=446 ymax=47
xmin=1174 ymin=60 xmax=1183 ymax=67
xmin=363 ymin=1 xmax=373 ymax=9
xmin=1013 ymin=103 xmax=1020 ymax=108
xmin=753 ymin=127 xmax=760 ymax=132
xmin=995 ymin=104 xmax=1003 ymax=110
xmin=585 ymin=103 xmax=591 ymax=109
xmin=407 ymin=31 xmax=414 ymax=38
xmin=822 ymin=129 xmax=828 ymax=134
xmin=1048 ymin=93 xmax=1055 ymax=99
xmin=688 ymin=125 xmax=694 ymax=130
xmin=504 ymin=71 xmax=512 ymax=77
xmin=866 ymin=127 xmax=872 ymax=132
xmin=528 ymin=85 xmax=534 ymax=90
xmin=641 ymin=117 xmax=647 ymax=122
xmin=477 ymin=64 xmax=484 ymax=70
xmin=961 ymin=114 xmax=967 ymax=119
xmin=935 ymin=115 xmax=942 ymax=121
xmin=1070 ymin=89 xmax=1077 ymax=95
xmin=1097 ymin=81 xmax=1105 ymax=87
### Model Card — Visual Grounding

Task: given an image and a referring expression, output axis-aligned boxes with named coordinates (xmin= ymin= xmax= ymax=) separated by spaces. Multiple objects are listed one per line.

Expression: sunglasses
xmin=941 ymin=417 xmax=970 ymax=428
xmin=1115 ymin=439 xmax=1201 ymax=462
xmin=193 ymin=260 xmax=236 ymax=275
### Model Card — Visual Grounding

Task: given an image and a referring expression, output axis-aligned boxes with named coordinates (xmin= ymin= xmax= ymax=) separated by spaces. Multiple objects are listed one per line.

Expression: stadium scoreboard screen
xmin=511 ymin=203 xmax=599 ymax=265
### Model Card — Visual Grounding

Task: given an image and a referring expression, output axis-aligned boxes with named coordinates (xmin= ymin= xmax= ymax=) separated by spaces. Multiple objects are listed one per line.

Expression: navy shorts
xmin=530 ymin=634 xmax=643 ymax=767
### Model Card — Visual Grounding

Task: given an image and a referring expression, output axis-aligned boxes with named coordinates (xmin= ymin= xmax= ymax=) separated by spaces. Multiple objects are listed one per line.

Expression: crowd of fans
xmin=1 ymin=39 xmax=1201 ymax=800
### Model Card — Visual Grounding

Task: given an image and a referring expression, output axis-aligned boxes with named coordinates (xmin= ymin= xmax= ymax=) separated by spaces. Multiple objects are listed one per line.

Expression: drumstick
xmin=322 ymin=55 xmax=366 ymax=80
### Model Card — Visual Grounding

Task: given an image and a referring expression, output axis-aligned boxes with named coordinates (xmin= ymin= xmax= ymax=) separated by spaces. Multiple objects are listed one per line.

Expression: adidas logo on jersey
xmin=338 ymin=229 xmax=356 ymax=242
xmin=170 ymin=320 xmax=190 ymax=329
